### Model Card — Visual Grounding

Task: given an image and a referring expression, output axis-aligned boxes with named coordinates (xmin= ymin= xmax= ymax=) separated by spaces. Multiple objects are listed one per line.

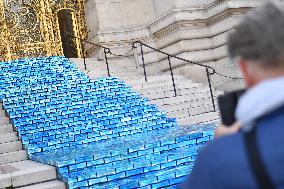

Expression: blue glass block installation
xmin=0 ymin=56 xmax=216 ymax=189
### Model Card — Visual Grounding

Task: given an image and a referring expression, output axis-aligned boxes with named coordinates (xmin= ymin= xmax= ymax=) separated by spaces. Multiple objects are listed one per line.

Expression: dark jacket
xmin=180 ymin=105 xmax=284 ymax=189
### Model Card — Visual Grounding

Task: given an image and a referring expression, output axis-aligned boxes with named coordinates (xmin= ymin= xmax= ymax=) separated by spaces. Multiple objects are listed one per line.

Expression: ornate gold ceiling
xmin=0 ymin=0 xmax=87 ymax=61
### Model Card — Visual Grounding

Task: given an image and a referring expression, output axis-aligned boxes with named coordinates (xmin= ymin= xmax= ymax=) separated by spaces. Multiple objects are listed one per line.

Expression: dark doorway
xmin=57 ymin=9 xmax=78 ymax=58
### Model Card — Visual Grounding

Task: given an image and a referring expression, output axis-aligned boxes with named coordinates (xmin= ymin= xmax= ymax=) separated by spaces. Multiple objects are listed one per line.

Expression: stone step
xmin=0 ymin=132 xmax=18 ymax=144
xmin=166 ymin=109 xmax=190 ymax=120
xmin=161 ymin=93 xmax=219 ymax=106
xmin=139 ymin=85 xmax=217 ymax=96
xmin=141 ymin=81 xmax=200 ymax=90
xmin=16 ymin=180 xmax=66 ymax=189
xmin=135 ymin=82 xmax=196 ymax=92
xmin=150 ymin=94 xmax=218 ymax=109
xmin=0 ymin=150 xmax=27 ymax=165
xmin=0 ymin=160 xmax=58 ymax=188
xmin=83 ymin=64 xmax=138 ymax=71
xmin=133 ymin=83 xmax=203 ymax=95
xmin=161 ymin=99 xmax=218 ymax=115
xmin=0 ymin=124 xmax=14 ymax=134
xmin=166 ymin=104 xmax=217 ymax=119
xmin=120 ymin=75 xmax=186 ymax=83
xmin=0 ymin=141 xmax=22 ymax=154
xmin=141 ymin=87 xmax=210 ymax=100
xmin=178 ymin=111 xmax=220 ymax=125
xmin=0 ymin=109 xmax=6 ymax=117
xmin=87 ymin=72 xmax=143 ymax=80
xmin=84 ymin=63 xmax=138 ymax=71
xmin=0 ymin=117 xmax=10 ymax=126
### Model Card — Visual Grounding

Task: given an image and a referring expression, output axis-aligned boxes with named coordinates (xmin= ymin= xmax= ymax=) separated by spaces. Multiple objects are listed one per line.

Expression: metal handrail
xmin=63 ymin=31 xmax=111 ymax=77
xmin=132 ymin=41 xmax=216 ymax=72
xmin=132 ymin=41 xmax=216 ymax=111
xmin=62 ymin=35 xmax=223 ymax=112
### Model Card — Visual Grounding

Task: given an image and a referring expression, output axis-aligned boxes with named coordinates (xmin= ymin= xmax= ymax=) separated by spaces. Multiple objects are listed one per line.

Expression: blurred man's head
xmin=228 ymin=2 xmax=284 ymax=88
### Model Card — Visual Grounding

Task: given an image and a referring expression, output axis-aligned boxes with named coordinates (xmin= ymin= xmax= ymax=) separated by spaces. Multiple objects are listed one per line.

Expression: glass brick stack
xmin=0 ymin=57 xmax=215 ymax=189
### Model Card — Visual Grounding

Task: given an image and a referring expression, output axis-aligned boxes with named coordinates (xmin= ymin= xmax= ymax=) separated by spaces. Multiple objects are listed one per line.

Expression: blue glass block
xmin=119 ymin=180 xmax=139 ymax=189
xmin=88 ymin=176 xmax=107 ymax=185
xmin=144 ymin=142 xmax=160 ymax=149
xmin=137 ymin=148 xmax=153 ymax=156
xmin=96 ymin=168 xmax=116 ymax=178
xmin=144 ymin=162 xmax=161 ymax=172
xmin=189 ymin=132 xmax=203 ymax=140
xmin=183 ymin=148 xmax=198 ymax=158
xmin=69 ymin=180 xmax=88 ymax=188
xmin=87 ymin=159 xmax=104 ymax=167
xmin=160 ymin=138 xmax=175 ymax=146
xmin=139 ymin=186 xmax=151 ymax=189
xmin=161 ymin=160 xmax=177 ymax=169
xmin=139 ymin=176 xmax=158 ymax=187
xmin=114 ymin=162 xmax=133 ymax=173
xmin=169 ymin=176 xmax=186 ymax=185
xmin=151 ymin=180 xmax=170 ymax=189
xmin=191 ymin=155 xmax=197 ymax=161
xmin=107 ymin=172 xmax=126 ymax=181
xmin=150 ymin=155 xmax=168 ymax=166
xmin=125 ymin=168 xmax=143 ymax=177
xmin=154 ymin=145 xmax=168 ymax=153
xmin=176 ymin=156 xmax=192 ymax=166
xmin=197 ymin=136 xmax=210 ymax=144
xmin=58 ymin=166 xmax=68 ymax=173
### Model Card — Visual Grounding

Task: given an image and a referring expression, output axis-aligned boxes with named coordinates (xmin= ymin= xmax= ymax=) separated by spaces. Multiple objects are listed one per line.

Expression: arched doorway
xmin=57 ymin=9 xmax=78 ymax=58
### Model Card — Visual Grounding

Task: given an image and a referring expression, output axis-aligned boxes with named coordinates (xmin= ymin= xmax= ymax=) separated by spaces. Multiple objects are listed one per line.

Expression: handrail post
xmin=104 ymin=48 xmax=111 ymax=77
xmin=140 ymin=43 xmax=147 ymax=82
xmin=81 ymin=41 xmax=86 ymax=70
xmin=168 ymin=56 xmax=177 ymax=97
xmin=206 ymin=68 xmax=216 ymax=112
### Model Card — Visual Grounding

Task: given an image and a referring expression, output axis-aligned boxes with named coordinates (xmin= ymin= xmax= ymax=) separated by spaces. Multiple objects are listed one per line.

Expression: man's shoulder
xmin=199 ymin=132 xmax=247 ymax=169
xmin=205 ymin=132 xmax=244 ymax=154
xmin=182 ymin=132 xmax=253 ymax=189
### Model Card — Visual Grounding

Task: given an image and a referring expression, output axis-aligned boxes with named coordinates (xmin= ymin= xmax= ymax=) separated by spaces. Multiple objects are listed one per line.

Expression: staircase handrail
xmin=63 ymin=31 xmax=111 ymax=77
xmin=132 ymin=41 xmax=216 ymax=73
xmin=132 ymin=41 xmax=217 ymax=111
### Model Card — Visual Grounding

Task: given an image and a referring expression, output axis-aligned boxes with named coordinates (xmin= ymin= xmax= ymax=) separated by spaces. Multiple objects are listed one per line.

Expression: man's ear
xmin=239 ymin=59 xmax=254 ymax=87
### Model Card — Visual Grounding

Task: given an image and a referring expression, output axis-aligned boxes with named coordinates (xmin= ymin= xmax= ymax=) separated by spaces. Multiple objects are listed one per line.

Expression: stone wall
xmin=84 ymin=0 xmax=283 ymax=91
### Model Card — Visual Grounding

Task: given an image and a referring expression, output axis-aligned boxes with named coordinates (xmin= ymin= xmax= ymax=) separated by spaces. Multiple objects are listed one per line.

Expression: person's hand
xmin=215 ymin=122 xmax=241 ymax=139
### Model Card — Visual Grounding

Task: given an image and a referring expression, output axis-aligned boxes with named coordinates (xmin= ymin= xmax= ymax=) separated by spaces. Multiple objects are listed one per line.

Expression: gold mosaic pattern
xmin=0 ymin=0 xmax=87 ymax=61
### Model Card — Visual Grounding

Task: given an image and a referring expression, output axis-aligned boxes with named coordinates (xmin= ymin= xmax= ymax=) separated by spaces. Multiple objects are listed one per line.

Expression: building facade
xmin=84 ymin=0 xmax=283 ymax=89
xmin=1 ymin=0 xmax=283 ymax=74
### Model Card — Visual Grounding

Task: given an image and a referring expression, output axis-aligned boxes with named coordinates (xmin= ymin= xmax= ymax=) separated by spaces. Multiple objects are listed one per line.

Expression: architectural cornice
xmin=153 ymin=7 xmax=249 ymax=38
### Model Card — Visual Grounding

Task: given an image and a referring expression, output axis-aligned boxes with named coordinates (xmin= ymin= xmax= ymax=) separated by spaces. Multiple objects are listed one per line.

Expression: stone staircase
xmin=0 ymin=56 xmax=216 ymax=189
xmin=70 ymin=58 xmax=222 ymax=125
xmin=0 ymin=102 xmax=66 ymax=189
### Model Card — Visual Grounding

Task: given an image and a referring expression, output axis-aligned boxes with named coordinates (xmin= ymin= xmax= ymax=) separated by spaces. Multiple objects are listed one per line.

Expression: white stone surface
xmin=0 ymin=111 xmax=65 ymax=188
xmin=0 ymin=132 xmax=18 ymax=144
xmin=0 ymin=160 xmax=61 ymax=188
xmin=11 ymin=160 xmax=57 ymax=187
xmin=0 ymin=150 xmax=27 ymax=165
xmin=0 ymin=173 xmax=12 ymax=188
xmin=0 ymin=141 xmax=22 ymax=154
xmin=178 ymin=111 xmax=220 ymax=125
xmin=0 ymin=124 xmax=13 ymax=134
xmin=0 ymin=109 xmax=6 ymax=117
xmin=17 ymin=180 xmax=66 ymax=189
xmin=0 ymin=117 xmax=9 ymax=125
xmin=83 ymin=0 xmax=284 ymax=92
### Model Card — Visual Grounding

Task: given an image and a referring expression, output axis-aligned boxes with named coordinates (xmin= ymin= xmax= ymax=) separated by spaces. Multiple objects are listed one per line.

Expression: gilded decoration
xmin=0 ymin=0 xmax=87 ymax=61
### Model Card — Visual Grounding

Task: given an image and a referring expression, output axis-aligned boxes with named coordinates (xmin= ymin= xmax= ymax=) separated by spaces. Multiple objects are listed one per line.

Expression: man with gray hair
xmin=180 ymin=2 xmax=284 ymax=189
